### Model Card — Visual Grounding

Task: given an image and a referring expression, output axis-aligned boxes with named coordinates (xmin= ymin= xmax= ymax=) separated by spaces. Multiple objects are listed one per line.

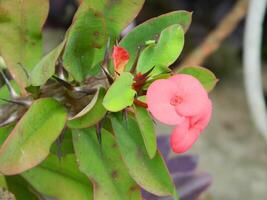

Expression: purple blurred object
xmin=141 ymin=135 xmax=212 ymax=200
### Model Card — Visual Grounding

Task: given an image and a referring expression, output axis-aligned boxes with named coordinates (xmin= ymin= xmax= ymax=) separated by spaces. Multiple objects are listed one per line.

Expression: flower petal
xmin=170 ymin=119 xmax=200 ymax=153
xmin=190 ymin=98 xmax=212 ymax=132
xmin=147 ymin=79 xmax=184 ymax=125
xmin=169 ymin=74 xmax=208 ymax=116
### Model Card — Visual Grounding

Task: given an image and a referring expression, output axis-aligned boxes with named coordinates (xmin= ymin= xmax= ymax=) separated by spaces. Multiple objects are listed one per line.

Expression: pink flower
xmin=170 ymin=99 xmax=212 ymax=153
xmin=112 ymin=46 xmax=129 ymax=74
xmin=146 ymin=74 xmax=212 ymax=153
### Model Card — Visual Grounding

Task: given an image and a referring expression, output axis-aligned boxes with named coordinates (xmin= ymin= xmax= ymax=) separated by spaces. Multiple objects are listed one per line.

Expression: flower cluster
xmin=147 ymin=74 xmax=212 ymax=153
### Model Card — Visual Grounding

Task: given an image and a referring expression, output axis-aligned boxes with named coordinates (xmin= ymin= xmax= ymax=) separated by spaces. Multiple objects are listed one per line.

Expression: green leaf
xmin=30 ymin=40 xmax=66 ymax=86
xmin=120 ymin=11 xmax=192 ymax=71
xmin=137 ymin=25 xmax=184 ymax=74
xmin=5 ymin=176 xmax=39 ymax=200
xmin=72 ymin=127 xmax=141 ymax=200
xmin=134 ymin=105 xmax=157 ymax=159
xmin=103 ymin=72 xmax=136 ymax=112
xmin=82 ymin=0 xmax=144 ymax=37
xmin=143 ymin=73 xmax=171 ymax=90
xmin=0 ymin=125 xmax=13 ymax=148
xmin=177 ymin=66 xmax=218 ymax=92
xmin=22 ymin=154 xmax=93 ymax=200
xmin=0 ymin=57 xmax=6 ymax=69
xmin=63 ymin=0 xmax=144 ymax=81
xmin=68 ymin=87 xmax=107 ymax=129
xmin=63 ymin=7 xmax=107 ymax=81
xmin=0 ymin=0 xmax=49 ymax=89
xmin=0 ymin=176 xmax=7 ymax=188
xmin=111 ymin=114 xmax=175 ymax=196
xmin=0 ymin=98 xmax=67 ymax=175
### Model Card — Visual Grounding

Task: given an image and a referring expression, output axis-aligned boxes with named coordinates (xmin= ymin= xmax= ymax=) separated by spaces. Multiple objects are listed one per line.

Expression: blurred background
xmin=44 ymin=0 xmax=267 ymax=199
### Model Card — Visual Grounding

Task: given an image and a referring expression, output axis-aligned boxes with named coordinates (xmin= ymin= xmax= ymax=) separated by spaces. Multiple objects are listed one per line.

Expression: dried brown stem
xmin=175 ymin=0 xmax=249 ymax=70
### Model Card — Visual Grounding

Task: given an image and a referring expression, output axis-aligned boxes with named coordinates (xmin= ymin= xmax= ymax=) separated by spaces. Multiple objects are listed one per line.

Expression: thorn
xmin=130 ymin=47 xmax=142 ymax=74
xmin=0 ymin=112 xmax=18 ymax=127
xmin=73 ymin=87 xmax=97 ymax=95
xmin=143 ymin=66 xmax=155 ymax=78
xmin=56 ymin=138 xmax=62 ymax=161
xmin=0 ymin=70 xmax=18 ymax=98
xmin=101 ymin=38 xmax=114 ymax=85
xmin=96 ymin=123 xmax=103 ymax=154
xmin=123 ymin=109 xmax=128 ymax=128
xmin=0 ymin=97 xmax=32 ymax=107
xmin=52 ymin=75 xmax=74 ymax=90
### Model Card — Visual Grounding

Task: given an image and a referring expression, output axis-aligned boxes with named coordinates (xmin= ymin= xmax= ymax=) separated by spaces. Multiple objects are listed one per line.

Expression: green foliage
xmin=137 ymin=25 xmax=184 ymax=74
xmin=0 ymin=0 xmax=49 ymax=89
xmin=22 ymin=154 xmax=93 ymax=200
xmin=0 ymin=1 xmax=217 ymax=200
xmin=0 ymin=125 xmax=14 ymax=147
xmin=111 ymin=114 xmax=175 ymax=196
xmin=82 ymin=0 xmax=145 ymax=37
xmin=0 ymin=98 xmax=67 ymax=175
xmin=178 ymin=66 xmax=218 ymax=92
xmin=0 ymin=176 xmax=7 ymax=188
xmin=120 ymin=11 xmax=192 ymax=71
xmin=73 ymin=128 xmax=141 ymax=200
xmin=0 ymin=57 xmax=6 ymax=69
xmin=134 ymin=105 xmax=157 ymax=158
xmin=5 ymin=176 xmax=39 ymax=200
xmin=68 ymin=87 xmax=107 ymax=129
xmin=63 ymin=0 xmax=145 ymax=81
xmin=103 ymin=72 xmax=136 ymax=112
xmin=30 ymin=40 xmax=66 ymax=86
xmin=63 ymin=7 xmax=107 ymax=81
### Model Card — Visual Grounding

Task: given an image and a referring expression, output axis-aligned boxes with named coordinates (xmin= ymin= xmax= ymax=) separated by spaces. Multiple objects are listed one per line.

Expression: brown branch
xmin=175 ymin=0 xmax=249 ymax=70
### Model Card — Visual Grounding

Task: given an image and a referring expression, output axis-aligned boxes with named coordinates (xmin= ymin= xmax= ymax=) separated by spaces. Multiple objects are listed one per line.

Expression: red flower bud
xmin=112 ymin=46 xmax=129 ymax=74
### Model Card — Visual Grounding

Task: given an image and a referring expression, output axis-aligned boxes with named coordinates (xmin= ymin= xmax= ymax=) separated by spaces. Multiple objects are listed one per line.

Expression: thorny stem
xmin=0 ymin=70 xmax=18 ymax=98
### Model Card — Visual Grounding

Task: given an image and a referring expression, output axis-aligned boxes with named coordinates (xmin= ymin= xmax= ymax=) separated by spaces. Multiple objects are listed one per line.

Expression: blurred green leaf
xmin=73 ymin=127 xmax=141 ymax=200
xmin=143 ymin=73 xmax=171 ymax=90
xmin=5 ymin=176 xmax=39 ymax=200
xmin=111 ymin=114 xmax=175 ymax=197
xmin=178 ymin=66 xmax=218 ymax=92
xmin=83 ymin=0 xmax=144 ymax=37
xmin=134 ymin=105 xmax=157 ymax=159
xmin=0 ymin=57 xmax=6 ymax=69
xmin=137 ymin=25 xmax=184 ymax=74
xmin=68 ymin=87 xmax=107 ymax=129
xmin=103 ymin=72 xmax=136 ymax=112
xmin=63 ymin=7 xmax=107 ymax=81
xmin=0 ymin=125 xmax=13 ymax=147
xmin=22 ymin=154 xmax=93 ymax=200
xmin=120 ymin=11 xmax=192 ymax=71
xmin=0 ymin=0 xmax=49 ymax=89
xmin=0 ymin=176 xmax=7 ymax=188
xmin=30 ymin=40 xmax=66 ymax=86
xmin=63 ymin=0 xmax=144 ymax=81
xmin=0 ymin=98 xmax=67 ymax=175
